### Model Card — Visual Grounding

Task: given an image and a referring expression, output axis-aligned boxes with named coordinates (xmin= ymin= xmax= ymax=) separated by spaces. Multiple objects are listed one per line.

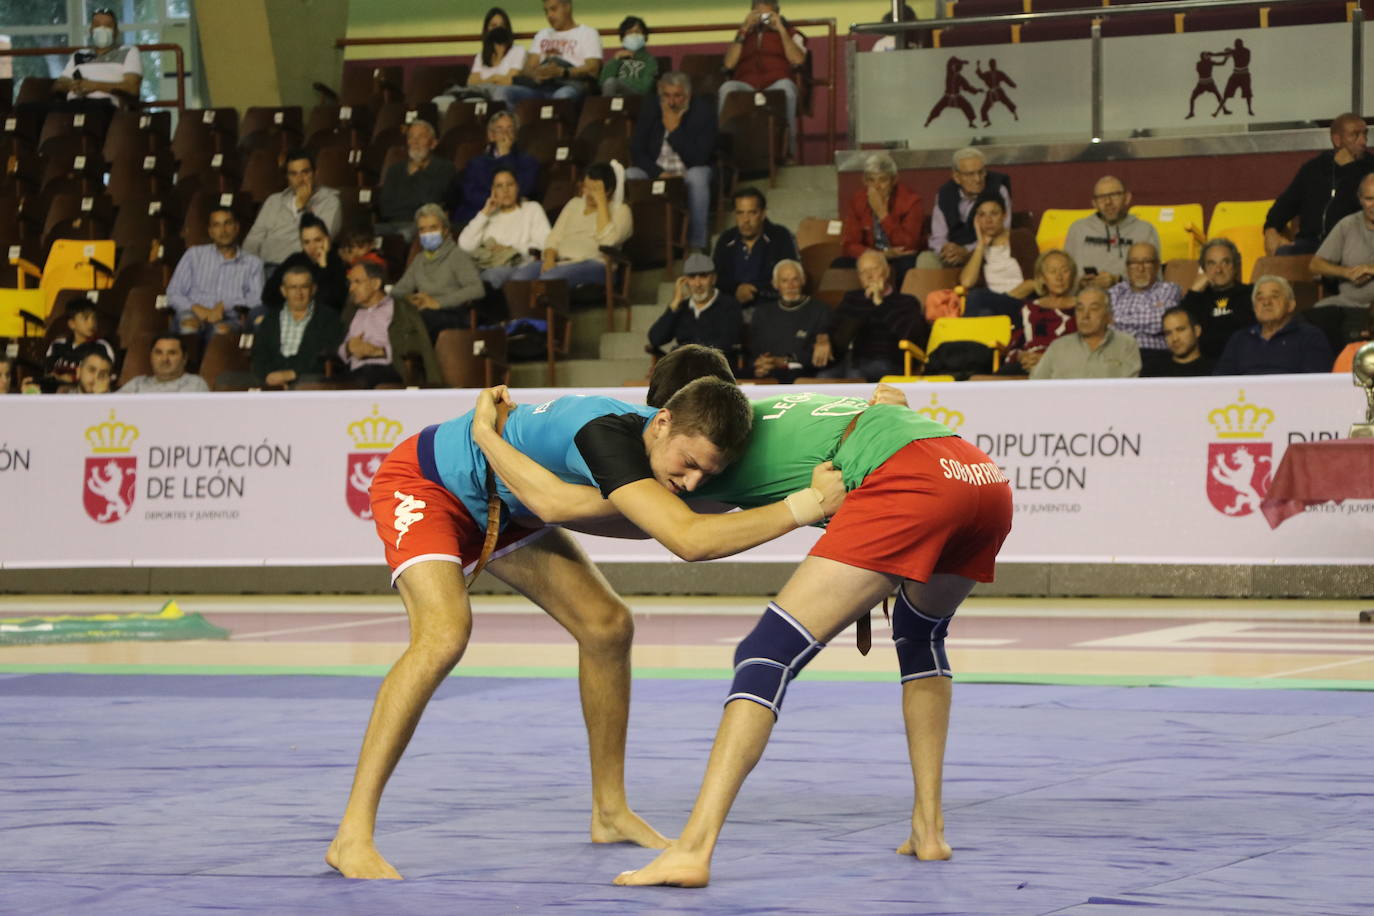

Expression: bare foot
xmin=896 ymin=827 xmax=952 ymax=861
xmin=591 ymin=807 xmax=670 ymax=849
xmin=613 ymin=846 xmax=710 ymax=887
xmin=326 ymin=835 xmax=403 ymax=879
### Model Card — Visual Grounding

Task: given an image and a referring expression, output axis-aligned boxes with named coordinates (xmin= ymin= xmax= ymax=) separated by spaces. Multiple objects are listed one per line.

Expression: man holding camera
xmin=719 ymin=1 xmax=807 ymax=161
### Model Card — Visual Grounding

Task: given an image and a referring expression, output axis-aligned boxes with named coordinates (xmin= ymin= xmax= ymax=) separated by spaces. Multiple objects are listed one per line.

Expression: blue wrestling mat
xmin=2 ymin=673 xmax=1371 ymax=915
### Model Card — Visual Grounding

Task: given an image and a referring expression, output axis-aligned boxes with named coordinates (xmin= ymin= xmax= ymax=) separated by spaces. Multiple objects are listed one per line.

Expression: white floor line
xmin=1262 ymin=655 xmax=1374 ymax=679
xmin=230 ymin=617 xmax=402 ymax=640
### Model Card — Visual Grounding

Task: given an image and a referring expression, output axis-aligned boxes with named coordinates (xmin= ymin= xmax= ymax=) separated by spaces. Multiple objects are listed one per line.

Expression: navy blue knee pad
xmin=726 ymin=602 xmax=825 ymax=718
xmin=891 ymin=587 xmax=954 ymax=682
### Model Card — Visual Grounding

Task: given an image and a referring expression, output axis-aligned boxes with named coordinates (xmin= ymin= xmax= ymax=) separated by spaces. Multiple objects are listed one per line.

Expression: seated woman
xmin=457 ymin=166 xmax=551 ymax=289
xmin=958 ymin=194 xmax=1038 ymax=320
xmin=1002 ymin=248 xmax=1078 ymax=376
xmin=837 ymin=151 xmax=922 ymax=289
xmin=392 ymin=203 xmax=486 ymax=337
xmin=510 ymin=161 xmax=632 ymax=288
xmin=599 ymin=17 xmax=657 ymax=97
xmin=453 ymin=110 xmax=541 ymax=229
xmin=262 ymin=214 xmax=349 ymax=316
xmin=464 ymin=10 xmax=528 ymax=104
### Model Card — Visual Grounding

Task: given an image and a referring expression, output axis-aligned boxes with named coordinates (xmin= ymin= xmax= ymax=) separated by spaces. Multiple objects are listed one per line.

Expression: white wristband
xmin=784 ymin=487 xmax=825 ymax=527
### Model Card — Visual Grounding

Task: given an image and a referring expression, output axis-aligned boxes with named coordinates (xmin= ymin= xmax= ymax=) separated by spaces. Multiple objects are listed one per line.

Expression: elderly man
xmin=918 ymin=147 xmax=1012 ymax=269
xmin=748 ymin=259 xmax=830 ymax=382
xmin=816 ymin=249 xmax=925 ymax=381
xmin=243 ymin=150 xmax=342 ymax=269
xmin=51 ymin=7 xmax=141 ymax=111
xmin=392 ymin=203 xmax=485 ymax=338
xmin=1031 ymin=287 xmax=1141 ymax=379
xmin=167 ymin=206 xmax=264 ymax=338
xmin=339 ymin=258 xmax=438 ymax=388
xmin=250 ymin=265 xmax=344 ymax=388
xmin=1108 ymin=241 xmax=1181 ymax=372
xmin=712 ymin=188 xmax=799 ymax=308
xmin=628 ymin=72 xmax=717 ymax=253
xmin=1064 ymin=176 xmax=1161 ymax=289
xmin=1143 ymin=307 xmax=1213 ymax=377
xmin=647 ymin=253 xmax=743 ymax=362
xmin=1309 ymin=172 xmax=1374 ymax=345
xmin=720 ymin=0 xmax=807 ymax=161
xmin=1213 ymin=276 xmax=1333 ymax=376
xmin=119 ymin=336 xmax=209 ymax=393
xmin=1264 ymin=112 xmax=1374 ymax=256
xmin=376 ymin=120 xmax=456 ymax=241
xmin=838 ymin=151 xmax=922 ymax=287
xmin=1180 ymin=238 xmax=1254 ymax=360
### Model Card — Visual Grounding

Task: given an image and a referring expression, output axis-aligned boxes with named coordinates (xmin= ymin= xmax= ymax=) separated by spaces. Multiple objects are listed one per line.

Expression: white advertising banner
xmin=0 ymin=375 xmax=1368 ymax=570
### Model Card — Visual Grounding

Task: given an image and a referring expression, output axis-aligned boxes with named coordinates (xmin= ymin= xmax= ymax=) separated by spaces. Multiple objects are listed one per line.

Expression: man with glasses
xmin=918 ymin=147 xmax=1011 ymax=269
xmin=1180 ymin=238 xmax=1253 ymax=359
xmin=1064 ymin=175 xmax=1161 ymax=291
xmin=1108 ymin=241 xmax=1181 ymax=374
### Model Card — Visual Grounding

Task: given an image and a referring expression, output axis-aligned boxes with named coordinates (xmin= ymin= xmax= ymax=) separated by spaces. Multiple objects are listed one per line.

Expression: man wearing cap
xmin=646 ymin=252 xmax=744 ymax=366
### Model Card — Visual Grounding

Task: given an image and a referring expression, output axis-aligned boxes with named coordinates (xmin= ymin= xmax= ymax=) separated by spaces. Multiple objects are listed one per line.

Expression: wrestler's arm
xmin=472 ymin=421 xmax=623 ymax=524
xmin=565 ymin=500 xmax=736 ymax=540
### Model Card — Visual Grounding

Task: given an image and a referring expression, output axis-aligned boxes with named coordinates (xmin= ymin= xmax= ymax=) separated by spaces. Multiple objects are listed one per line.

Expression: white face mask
xmin=91 ymin=26 xmax=115 ymax=48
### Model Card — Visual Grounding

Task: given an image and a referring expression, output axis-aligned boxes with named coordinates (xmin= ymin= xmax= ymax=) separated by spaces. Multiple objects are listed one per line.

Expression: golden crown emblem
xmin=1208 ymin=390 xmax=1274 ymax=439
xmin=347 ymin=405 xmax=404 ymax=450
xmin=917 ymin=394 xmax=964 ymax=431
xmin=85 ymin=409 xmax=140 ymax=454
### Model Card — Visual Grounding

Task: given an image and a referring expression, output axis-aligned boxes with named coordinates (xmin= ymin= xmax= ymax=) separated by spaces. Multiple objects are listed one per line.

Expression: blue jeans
xmin=487 ymin=81 xmax=586 ymax=106
xmin=718 ymin=77 xmax=798 ymax=158
xmin=509 ymin=258 xmax=606 ymax=287
xmin=626 ymin=165 xmax=713 ymax=250
xmin=481 ymin=265 xmax=520 ymax=289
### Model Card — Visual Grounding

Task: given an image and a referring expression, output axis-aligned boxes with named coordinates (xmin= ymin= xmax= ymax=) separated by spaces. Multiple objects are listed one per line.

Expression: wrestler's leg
xmin=615 ymin=557 xmax=897 ymax=888
xmin=328 ymin=559 xmax=472 ymax=879
xmin=486 ymin=528 xmax=668 ymax=849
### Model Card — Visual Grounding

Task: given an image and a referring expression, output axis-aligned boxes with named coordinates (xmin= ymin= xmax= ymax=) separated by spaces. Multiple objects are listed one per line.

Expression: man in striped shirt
xmin=166 ymin=206 xmax=265 ymax=339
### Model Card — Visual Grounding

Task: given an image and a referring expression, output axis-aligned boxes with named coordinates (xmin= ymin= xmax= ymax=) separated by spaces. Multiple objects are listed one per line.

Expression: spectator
xmin=720 ymin=0 xmax=807 ymax=160
xmin=600 ymin=16 xmax=657 ymax=97
xmin=167 ymin=205 xmax=265 ymax=337
xmin=1003 ymin=249 xmax=1078 ymax=375
xmin=1213 ymin=276 xmax=1333 ymax=376
xmin=628 ymin=71 xmax=717 ymax=253
xmin=457 ymin=166 xmax=551 ymax=289
xmin=815 ymin=249 xmax=926 ymax=381
xmin=712 ymin=187 xmax=799 ymax=307
xmin=393 ymin=203 xmax=486 ymax=337
xmin=918 ymin=147 xmax=1011 ymax=269
xmin=250 ymin=265 xmax=345 ymax=388
xmin=1143 ymin=306 xmax=1214 ymax=377
xmin=337 ymin=228 xmax=380 ymax=266
xmin=119 ymin=335 xmax=210 ymax=393
xmin=44 ymin=299 xmax=115 ymax=387
xmin=1264 ymin=113 xmax=1373 ymax=256
xmin=1031 ymin=287 xmax=1141 ymax=380
xmin=262 ymin=214 xmax=349 ymax=319
xmin=959 ymin=193 xmax=1038 ymax=320
xmin=1064 ymin=176 xmax=1160 ymax=289
xmin=837 ymin=151 xmax=921 ymax=288
xmin=376 ymin=120 xmax=457 ymax=240
xmin=1108 ymin=241 xmax=1181 ymax=373
xmin=50 ymin=7 xmax=141 ymax=111
xmin=647 ymin=252 xmax=743 ymax=361
xmin=748 ymin=259 xmax=831 ymax=382
xmin=1180 ymin=237 xmax=1254 ymax=360
xmin=71 ymin=346 xmax=114 ymax=394
xmin=871 ymin=4 xmax=918 ymax=53
xmin=511 ymin=162 xmax=633 ymax=288
xmin=243 ymin=149 xmax=342 ymax=270
xmin=453 ymin=111 xmax=540 ymax=229
xmin=508 ymin=0 xmax=603 ymax=103
xmin=1309 ymin=172 xmax=1374 ymax=345
xmin=339 ymin=258 xmax=439 ymax=388
xmin=456 ymin=9 xmax=527 ymax=106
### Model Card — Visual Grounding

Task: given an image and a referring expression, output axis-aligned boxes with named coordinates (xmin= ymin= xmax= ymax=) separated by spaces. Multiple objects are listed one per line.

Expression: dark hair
xmin=206 ymin=204 xmax=237 ymax=225
xmin=298 ymin=212 xmax=329 ymax=237
xmin=1162 ymin=305 xmax=1198 ymax=327
xmin=282 ymin=263 xmax=315 ymax=285
xmin=284 ymin=148 xmax=315 ymax=170
xmin=586 ymin=161 xmax=617 ymax=196
xmin=881 ymin=3 xmax=916 ymax=23
xmin=732 ymin=187 xmax=767 ymax=210
xmin=490 ymin=165 xmax=520 ymax=191
xmin=660 ymin=376 xmax=753 ymax=464
xmin=482 ymin=26 xmax=514 ymax=68
xmin=74 ymin=343 xmax=113 ymax=369
xmin=647 ymin=344 xmax=736 ymax=408
xmin=65 ymin=298 xmax=99 ymax=319
xmin=481 ymin=6 xmax=511 ymax=34
xmin=337 ymin=228 xmax=376 ymax=253
xmin=618 ymin=15 xmax=649 ymax=39
xmin=972 ymin=192 xmax=1005 ymax=215
xmin=354 ymin=255 xmax=388 ymax=283
xmin=150 ymin=334 xmax=183 ymax=353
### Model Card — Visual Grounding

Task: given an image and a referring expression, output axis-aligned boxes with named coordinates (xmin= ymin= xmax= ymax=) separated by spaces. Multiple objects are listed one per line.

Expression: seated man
xmin=1107 ymin=241 xmax=1181 ymax=373
xmin=250 ymin=265 xmax=344 ymax=388
xmin=748 ymin=259 xmax=831 ymax=382
xmin=719 ymin=0 xmax=807 ymax=160
xmin=50 ymin=7 xmax=141 ymax=111
xmin=44 ymin=299 xmax=116 ymax=390
xmin=376 ymin=120 xmax=457 ymax=241
xmin=509 ymin=0 xmax=603 ymax=102
xmin=167 ymin=206 xmax=265 ymax=338
xmin=918 ymin=146 xmax=1011 ymax=269
xmin=70 ymin=345 xmax=114 ymax=394
xmin=1031 ymin=287 xmax=1142 ymax=379
xmin=119 ymin=335 xmax=209 ymax=393
xmin=1213 ymin=276 xmax=1333 ymax=376
xmin=599 ymin=16 xmax=657 ymax=97
xmin=1143 ymin=306 xmax=1214 ymax=377
xmin=628 ymin=71 xmax=717 ymax=254
xmin=647 ymin=253 xmax=743 ymax=363
xmin=392 ymin=203 xmax=486 ymax=338
xmin=837 ymin=151 xmax=922 ymax=288
xmin=339 ymin=257 xmax=440 ymax=388
xmin=243 ymin=149 xmax=342 ymax=270
xmin=816 ymin=249 xmax=926 ymax=382
xmin=712 ymin=188 xmax=799 ymax=308
xmin=1180 ymin=238 xmax=1254 ymax=360
xmin=1264 ymin=112 xmax=1373 ymax=256
xmin=1309 ymin=172 xmax=1374 ymax=347
xmin=1064 ymin=176 xmax=1161 ymax=290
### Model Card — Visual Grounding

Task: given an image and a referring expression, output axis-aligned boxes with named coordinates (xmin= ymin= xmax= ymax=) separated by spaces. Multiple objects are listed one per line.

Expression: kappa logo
xmin=83 ymin=410 xmax=139 ymax=524
xmin=1205 ymin=390 xmax=1274 ymax=517
xmin=393 ymin=491 xmax=427 ymax=547
xmin=345 ymin=406 xmax=403 ymax=520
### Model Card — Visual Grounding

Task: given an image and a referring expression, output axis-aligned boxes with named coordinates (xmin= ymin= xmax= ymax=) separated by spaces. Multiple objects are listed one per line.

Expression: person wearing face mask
xmin=509 ymin=161 xmax=633 ymax=289
xmin=600 ymin=17 xmax=658 ymax=97
xmin=51 ymin=7 xmax=142 ymax=110
xmin=376 ymin=121 xmax=457 ymax=241
xmin=647 ymin=253 xmax=743 ymax=362
xmin=262 ymin=214 xmax=350 ymax=316
xmin=392 ymin=203 xmax=486 ymax=339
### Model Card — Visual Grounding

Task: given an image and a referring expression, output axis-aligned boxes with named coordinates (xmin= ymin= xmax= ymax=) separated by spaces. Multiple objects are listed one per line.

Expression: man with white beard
xmin=647 ymin=252 xmax=744 ymax=365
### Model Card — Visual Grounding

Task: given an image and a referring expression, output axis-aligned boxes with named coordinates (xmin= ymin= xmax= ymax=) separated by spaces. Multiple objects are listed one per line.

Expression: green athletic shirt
xmin=693 ymin=392 xmax=955 ymax=510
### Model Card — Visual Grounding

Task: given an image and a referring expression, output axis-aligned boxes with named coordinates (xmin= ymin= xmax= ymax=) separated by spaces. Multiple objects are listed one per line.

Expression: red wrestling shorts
xmin=810 ymin=436 xmax=1013 ymax=583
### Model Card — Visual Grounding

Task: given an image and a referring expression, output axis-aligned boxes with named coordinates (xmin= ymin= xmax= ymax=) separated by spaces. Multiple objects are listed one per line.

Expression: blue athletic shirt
xmin=421 ymin=394 xmax=659 ymax=529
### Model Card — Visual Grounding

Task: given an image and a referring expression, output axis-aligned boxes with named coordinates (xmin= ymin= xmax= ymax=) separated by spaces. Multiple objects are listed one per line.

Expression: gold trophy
xmin=1352 ymin=341 xmax=1374 ymax=438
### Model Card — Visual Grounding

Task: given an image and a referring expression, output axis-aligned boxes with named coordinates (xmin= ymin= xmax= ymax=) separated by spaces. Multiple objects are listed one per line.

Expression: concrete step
xmin=601 ymin=330 xmax=648 ymax=360
xmin=508 ymin=356 xmax=650 ymax=390
xmin=770 ymin=164 xmax=839 ymax=192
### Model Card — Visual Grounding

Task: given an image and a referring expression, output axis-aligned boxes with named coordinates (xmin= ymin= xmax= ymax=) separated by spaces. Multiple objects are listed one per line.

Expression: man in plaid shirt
xmin=1108 ymin=241 xmax=1180 ymax=374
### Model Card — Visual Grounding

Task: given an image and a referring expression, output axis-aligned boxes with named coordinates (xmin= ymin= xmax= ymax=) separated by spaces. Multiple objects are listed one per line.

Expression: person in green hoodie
xmin=599 ymin=16 xmax=658 ymax=97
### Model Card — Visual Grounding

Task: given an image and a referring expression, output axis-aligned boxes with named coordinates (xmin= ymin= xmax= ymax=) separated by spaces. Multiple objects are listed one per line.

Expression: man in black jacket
xmin=646 ymin=252 xmax=743 ymax=363
xmin=1264 ymin=113 xmax=1373 ymax=256
xmin=712 ymin=187 xmax=798 ymax=307
xmin=628 ymin=71 xmax=718 ymax=253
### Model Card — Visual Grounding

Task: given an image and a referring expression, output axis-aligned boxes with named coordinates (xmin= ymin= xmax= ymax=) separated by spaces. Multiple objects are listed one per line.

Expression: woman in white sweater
xmin=457 ymin=166 xmax=551 ymax=288
xmin=509 ymin=161 xmax=633 ymax=288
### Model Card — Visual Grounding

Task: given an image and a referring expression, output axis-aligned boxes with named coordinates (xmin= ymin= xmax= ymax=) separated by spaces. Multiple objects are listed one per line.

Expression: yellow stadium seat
xmin=1129 ymin=204 xmax=1204 ymax=263
xmin=1207 ymin=200 xmax=1274 ymax=282
xmin=883 ymin=315 xmax=1015 ymax=382
xmin=1 ymin=240 xmax=115 ymax=337
xmin=1035 ymin=208 xmax=1094 ymax=254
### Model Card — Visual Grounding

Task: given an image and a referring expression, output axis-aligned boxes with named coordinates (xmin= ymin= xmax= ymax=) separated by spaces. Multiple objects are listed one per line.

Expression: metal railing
xmin=0 ymin=43 xmax=187 ymax=111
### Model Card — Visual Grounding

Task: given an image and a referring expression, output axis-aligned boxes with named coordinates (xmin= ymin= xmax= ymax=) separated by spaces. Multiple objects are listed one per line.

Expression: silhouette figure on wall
xmin=923 ymin=57 xmax=980 ymax=130
xmin=975 ymin=58 xmax=1018 ymax=126
xmin=1219 ymin=38 xmax=1254 ymax=117
xmin=1185 ymin=50 xmax=1229 ymax=119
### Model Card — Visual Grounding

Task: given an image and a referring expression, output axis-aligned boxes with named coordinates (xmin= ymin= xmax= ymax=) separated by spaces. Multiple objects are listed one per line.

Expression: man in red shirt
xmin=719 ymin=1 xmax=807 ymax=160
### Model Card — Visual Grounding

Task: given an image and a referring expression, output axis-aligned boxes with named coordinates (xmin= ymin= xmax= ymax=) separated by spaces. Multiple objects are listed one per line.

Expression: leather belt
xmin=837 ymin=412 xmax=872 ymax=656
xmin=465 ymin=401 xmax=512 ymax=589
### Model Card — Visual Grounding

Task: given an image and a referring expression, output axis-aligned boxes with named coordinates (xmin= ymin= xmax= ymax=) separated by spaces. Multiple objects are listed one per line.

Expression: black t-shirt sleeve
xmin=574 ymin=413 xmax=655 ymax=497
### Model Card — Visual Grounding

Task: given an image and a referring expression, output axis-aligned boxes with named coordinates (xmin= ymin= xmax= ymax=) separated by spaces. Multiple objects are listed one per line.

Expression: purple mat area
xmin=2 ymin=675 xmax=1372 ymax=914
